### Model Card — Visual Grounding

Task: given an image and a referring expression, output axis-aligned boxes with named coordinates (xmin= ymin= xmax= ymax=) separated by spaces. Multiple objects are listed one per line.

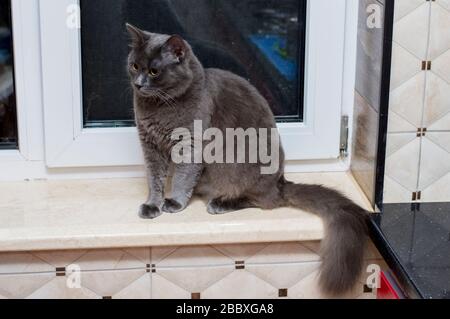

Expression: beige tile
xmin=388 ymin=111 xmax=419 ymax=133
xmin=386 ymin=133 xmax=417 ymax=157
xmin=288 ymin=267 xmax=373 ymax=300
xmin=246 ymin=243 xmax=320 ymax=264
xmin=74 ymin=249 xmax=147 ymax=271
xmin=32 ymin=250 xmax=87 ymax=269
xmin=156 ymin=266 xmax=234 ymax=293
xmin=202 ymin=270 xmax=278 ymax=299
xmin=424 ymin=72 xmax=450 ymax=128
xmin=428 ymin=132 xmax=450 ymax=153
xmin=0 ymin=273 xmax=54 ymax=299
xmin=429 ymin=113 xmax=450 ymax=131
xmin=419 ymin=133 xmax=450 ymax=201
xmin=422 ymin=172 xmax=450 ymax=202
xmin=288 ymin=271 xmax=326 ymax=299
xmin=393 ymin=2 xmax=431 ymax=60
xmin=385 ymin=136 xmax=421 ymax=192
xmin=383 ymin=176 xmax=415 ymax=204
xmin=390 ymin=72 xmax=426 ymax=128
xmin=428 ymin=3 xmax=450 ymax=60
xmin=27 ymin=277 xmax=99 ymax=299
xmin=351 ymin=91 xmax=379 ymax=205
xmin=80 ymin=269 xmax=148 ymax=297
xmin=246 ymin=262 xmax=321 ymax=289
xmin=151 ymin=273 xmax=191 ymax=299
xmin=433 ymin=49 xmax=450 ymax=84
xmin=113 ymin=273 xmax=151 ymax=299
xmin=0 ymin=252 xmax=53 ymax=274
xmin=418 ymin=136 xmax=450 ymax=190
xmin=123 ymin=248 xmax=151 ymax=265
xmin=394 ymin=0 xmax=427 ymax=22
xmin=156 ymin=246 xmax=234 ymax=268
xmin=151 ymin=246 xmax=179 ymax=265
xmin=213 ymin=243 xmax=268 ymax=261
xmin=390 ymin=42 xmax=422 ymax=90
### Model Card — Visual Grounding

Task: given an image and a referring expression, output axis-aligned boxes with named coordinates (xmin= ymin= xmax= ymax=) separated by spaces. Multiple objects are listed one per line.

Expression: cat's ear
xmin=162 ymin=35 xmax=187 ymax=63
xmin=126 ymin=23 xmax=146 ymax=47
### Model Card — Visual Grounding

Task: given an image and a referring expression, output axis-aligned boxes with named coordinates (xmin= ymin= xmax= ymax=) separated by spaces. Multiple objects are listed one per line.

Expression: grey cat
xmin=126 ymin=24 xmax=369 ymax=296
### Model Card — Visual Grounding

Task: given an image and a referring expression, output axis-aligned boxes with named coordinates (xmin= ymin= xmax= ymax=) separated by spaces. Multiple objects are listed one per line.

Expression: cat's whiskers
xmin=154 ymin=89 xmax=178 ymax=112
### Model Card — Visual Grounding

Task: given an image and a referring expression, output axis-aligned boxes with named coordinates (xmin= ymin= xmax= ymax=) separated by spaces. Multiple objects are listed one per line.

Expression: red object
xmin=377 ymin=271 xmax=401 ymax=299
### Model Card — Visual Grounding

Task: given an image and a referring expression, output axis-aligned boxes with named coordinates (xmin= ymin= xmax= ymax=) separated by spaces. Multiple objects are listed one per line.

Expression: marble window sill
xmin=0 ymin=172 xmax=372 ymax=252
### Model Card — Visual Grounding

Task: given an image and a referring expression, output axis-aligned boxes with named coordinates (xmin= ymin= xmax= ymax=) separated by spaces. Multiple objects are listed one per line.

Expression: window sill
xmin=0 ymin=172 xmax=372 ymax=252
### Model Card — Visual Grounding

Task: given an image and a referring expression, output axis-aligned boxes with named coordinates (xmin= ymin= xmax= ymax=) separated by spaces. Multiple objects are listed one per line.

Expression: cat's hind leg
xmin=207 ymin=197 xmax=254 ymax=215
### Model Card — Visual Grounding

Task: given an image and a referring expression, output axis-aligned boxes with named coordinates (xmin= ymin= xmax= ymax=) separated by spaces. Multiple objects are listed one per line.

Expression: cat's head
xmin=126 ymin=24 xmax=197 ymax=98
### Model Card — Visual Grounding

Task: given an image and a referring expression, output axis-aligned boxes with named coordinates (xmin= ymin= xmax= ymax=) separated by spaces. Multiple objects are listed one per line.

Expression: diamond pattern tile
xmin=386 ymin=0 xmax=450 ymax=203
xmin=155 ymin=246 xmax=234 ymax=268
xmin=386 ymin=133 xmax=417 ymax=157
xmin=385 ymin=135 xmax=421 ymax=192
xmin=394 ymin=0 xmax=427 ymax=22
xmin=113 ymin=273 xmax=151 ymax=299
xmin=0 ymin=273 xmax=54 ymax=299
xmin=246 ymin=243 xmax=321 ymax=264
xmin=419 ymin=133 xmax=450 ymax=190
xmin=383 ymin=176 xmax=414 ymax=204
xmin=424 ymin=72 xmax=450 ymax=128
xmin=390 ymin=42 xmax=423 ymax=91
xmin=388 ymin=111 xmax=417 ymax=133
xmin=393 ymin=2 xmax=431 ymax=60
xmin=433 ymin=49 xmax=450 ymax=84
xmin=32 ymin=250 xmax=87 ymax=269
xmin=390 ymin=73 xmax=425 ymax=129
xmin=0 ymin=242 xmax=383 ymax=299
xmin=151 ymin=273 xmax=191 ymax=299
xmin=74 ymin=249 xmax=148 ymax=271
xmin=202 ymin=270 xmax=279 ymax=299
xmin=26 ymin=277 xmax=99 ymax=299
xmin=213 ymin=243 xmax=268 ymax=261
xmin=0 ymin=252 xmax=54 ymax=274
xmin=80 ymin=269 xmax=148 ymax=297
xmin=428 ymin=3 xmax=450 ymax=60
xmin=246 ymin=262 xmax=321 ymax=289
xmin=155 ymin=266 xmax=234 ymax=293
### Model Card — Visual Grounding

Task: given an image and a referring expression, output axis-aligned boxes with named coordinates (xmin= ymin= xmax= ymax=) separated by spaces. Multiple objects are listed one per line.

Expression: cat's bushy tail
xmin=281 ymin=179 xmax=369 ymax=296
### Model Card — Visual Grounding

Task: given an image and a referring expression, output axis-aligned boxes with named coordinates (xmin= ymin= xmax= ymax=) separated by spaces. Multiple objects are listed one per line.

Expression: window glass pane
xmin=0 ymin=0 xmax=17 ymax=149
xmin=81 ymin=0 xmax=306 ymax=128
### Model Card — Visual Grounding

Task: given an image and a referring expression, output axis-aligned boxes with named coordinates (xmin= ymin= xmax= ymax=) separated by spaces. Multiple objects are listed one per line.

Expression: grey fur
xmin=126 ymin=24 xmax=369 ymax=295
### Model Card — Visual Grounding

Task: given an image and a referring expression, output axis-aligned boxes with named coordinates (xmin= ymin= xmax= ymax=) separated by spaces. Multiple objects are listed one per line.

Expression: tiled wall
xmin=0 ymin=242 xmax=385 ymax=299
xmin=384 ymin=0 xmax=450 ymax=203
xmin=351 ymin=0 xmax=386 ymax=205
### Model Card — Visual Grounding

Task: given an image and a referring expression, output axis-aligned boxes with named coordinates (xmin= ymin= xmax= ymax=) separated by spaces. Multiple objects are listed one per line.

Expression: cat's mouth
xmin=135 ymin=87 xmax=157 ymax=98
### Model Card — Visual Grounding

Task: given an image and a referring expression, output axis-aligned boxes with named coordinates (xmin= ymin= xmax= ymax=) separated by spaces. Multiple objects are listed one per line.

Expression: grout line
xmin=415 ymin=1 xmax=434 ymax=196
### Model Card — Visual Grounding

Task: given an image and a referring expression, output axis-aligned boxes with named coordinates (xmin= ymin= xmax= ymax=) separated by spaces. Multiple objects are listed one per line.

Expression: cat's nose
xmin=135 ymin=84 xmax=143 ymax=90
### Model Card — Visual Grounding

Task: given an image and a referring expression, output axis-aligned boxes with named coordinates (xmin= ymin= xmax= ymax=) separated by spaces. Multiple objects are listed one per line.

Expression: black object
xmin=370 ymin=203 xmax=450 ymax=299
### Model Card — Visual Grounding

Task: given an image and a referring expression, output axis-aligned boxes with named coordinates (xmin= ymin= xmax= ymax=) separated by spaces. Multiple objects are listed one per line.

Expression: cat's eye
xmin=131 ymin=63 xmax=139 ymax=71
xmin=149 ymin=68 xmax=159 ymax=77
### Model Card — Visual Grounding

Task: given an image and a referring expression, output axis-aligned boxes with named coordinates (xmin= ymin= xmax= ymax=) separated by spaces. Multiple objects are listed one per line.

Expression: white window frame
xmin=1 ymin=0 xmax=359 ymax=180
xmin=38 ymin=0 xmax=349 ymax=168
xmin=0 ymin=0 xmax=46 ymax=180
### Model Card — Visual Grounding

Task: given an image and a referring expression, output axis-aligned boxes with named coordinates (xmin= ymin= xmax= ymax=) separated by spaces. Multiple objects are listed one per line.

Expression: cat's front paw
xmin=139 ymin=204 xmax=162 ymax=219
xmin=162 ymin=198 xmax=185 ymax=214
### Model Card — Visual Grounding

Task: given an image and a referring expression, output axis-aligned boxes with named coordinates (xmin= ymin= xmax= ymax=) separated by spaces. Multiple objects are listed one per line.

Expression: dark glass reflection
xmin=81 ymin=0 xmax=307 ymax=128
xmin=0 ymin=0 xmax=17 ymax=149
